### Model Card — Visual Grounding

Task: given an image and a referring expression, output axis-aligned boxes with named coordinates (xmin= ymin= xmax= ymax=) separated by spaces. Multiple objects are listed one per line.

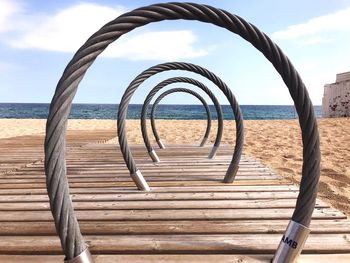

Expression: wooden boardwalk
xmin=0 ymin=130 xmax=350 ymax=262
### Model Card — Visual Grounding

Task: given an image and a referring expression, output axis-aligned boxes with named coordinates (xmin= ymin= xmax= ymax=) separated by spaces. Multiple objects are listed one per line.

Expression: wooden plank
xmin=0 ymin=199 xmax=329 ymax=211
xmin=1 ymin=219 xmax=349 ymax=235
xmin=0 ymin=208 xmax=345 ymax=222
xmin=0 ymin=185 xmax=299 ymax=195
xmin=0 ymin=173 xmax=281 ymax=183
xmin=5 ymin=167 xmax=274 ymax=175
xmin=0 ymin=254 xmax=350 ymax=263
xmin=0 ymin=174 xmax=279 ymax=181
xmin=0 ymin=234 xmax=349 ymax=254
xmin=17 ymin=166 xmax=268 ymax=173
xmin=0 ymin=180 xmax=292 ymax=189
xmin=0 ymin=191 xmax=301 ymax=202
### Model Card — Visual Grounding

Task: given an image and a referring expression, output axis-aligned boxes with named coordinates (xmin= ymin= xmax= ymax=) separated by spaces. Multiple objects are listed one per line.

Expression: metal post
xmin=64 ymin=249 xmax=94 ymax=263
xmin=149 ymin=149 xmax=160 ymax=162
xmin=130 ymin=170 xmax=151 ymax=191
xmin=272 ymin=220 xmax=310 ymax=263
xmin=157 ymin=139 xmax=166 ymax=149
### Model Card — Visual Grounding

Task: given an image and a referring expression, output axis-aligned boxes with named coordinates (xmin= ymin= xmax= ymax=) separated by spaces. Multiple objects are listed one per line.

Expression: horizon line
xmin=0 ymin=102 xmax=322 ymax=107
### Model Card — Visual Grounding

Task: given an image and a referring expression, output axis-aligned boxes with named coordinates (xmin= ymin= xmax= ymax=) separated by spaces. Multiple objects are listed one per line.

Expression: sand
xmin=1 ymin=117 xmax=349 ymax=217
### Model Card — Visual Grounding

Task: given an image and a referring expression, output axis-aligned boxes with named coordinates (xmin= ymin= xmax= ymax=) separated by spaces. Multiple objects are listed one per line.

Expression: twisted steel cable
xmin=121 ymin=62 xmax=243 ymax=178
xmin=44 ymin=2 xmax=320 ymax=260
xmin=150 ymin=88 xmax=212 ymax=148
xmin=141 ymin=76 xmax=225 ymax=153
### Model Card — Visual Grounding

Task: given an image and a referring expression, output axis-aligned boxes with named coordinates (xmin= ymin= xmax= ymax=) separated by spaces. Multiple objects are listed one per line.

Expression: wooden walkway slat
xmin=0 ymin=199 xmax=329 ymax=211
xmin=0 ymin=130 xmax=116 ymax=175
xmin=1 ymin=219 xmax=350 ymax=235
xmin=0 ymin=191 xmax=301 ymax=202
xmin=0 ymin=254 xmax=349 ymax=263
xmin=0 ymin=131 xmax=350 ymax=261
xmin=0 ymin=208 xmax=345 ymax=221
xmin=0 ymin=185 xmax=298 ymax=195
xmin=0 ymin=234 xmax=350 ymax=254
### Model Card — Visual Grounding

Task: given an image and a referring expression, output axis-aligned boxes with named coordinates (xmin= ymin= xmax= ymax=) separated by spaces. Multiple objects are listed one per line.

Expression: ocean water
xmin=0 ymin=103 xmax=322 ymax=120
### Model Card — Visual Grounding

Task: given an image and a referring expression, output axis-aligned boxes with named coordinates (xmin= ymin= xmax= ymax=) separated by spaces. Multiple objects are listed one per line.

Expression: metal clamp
xmin=149 ymin=149 xmax=160 ymax=162
xmin=207 ymin=145 xmax=219 ymax=159
xmin=130 ymin=170 xmax=150 ymax=191
xmin=156 ymin=139 xmax=166 ymax=149
xmin=64 ymin=248 xmax=93 ymax=263
xmin=272 ymin=220 xmax=310 ymax=263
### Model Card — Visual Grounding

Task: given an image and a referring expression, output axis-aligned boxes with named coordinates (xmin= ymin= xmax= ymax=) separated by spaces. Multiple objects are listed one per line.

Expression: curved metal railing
xmin=44 ymin=3 xmax=320 ymax=262
xmin=121 ymin=63 xmax=244 ymax=185
xmin=150 ymin=87 xmax=213 ymax=151
xmin=141 ymin=77 xmax=227 ymax=161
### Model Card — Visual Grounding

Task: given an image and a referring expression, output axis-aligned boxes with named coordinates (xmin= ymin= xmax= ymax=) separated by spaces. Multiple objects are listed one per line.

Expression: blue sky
xmin=1 ymin=0 xmax=350 ymax=105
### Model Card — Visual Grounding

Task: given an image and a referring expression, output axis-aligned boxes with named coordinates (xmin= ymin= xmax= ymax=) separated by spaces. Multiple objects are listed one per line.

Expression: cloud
xmin=0 ymin=0 xmax=21 ymax=33
xmin=5 ymin=2 xmax=208 ymax=60
xmin=104 ymin=31 xmax=207 ymax=60
xmin=301 ymin=36 xmax=333 ymax=46
xmin=272 ymin=7 xmax=350 ymax=40
xmin=9 ymin=3 xmax=126 ymax=52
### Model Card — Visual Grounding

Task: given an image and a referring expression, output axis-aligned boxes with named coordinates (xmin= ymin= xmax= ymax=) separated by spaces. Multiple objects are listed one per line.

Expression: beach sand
xmin=1 ymin=118 xmax=349 ymax=217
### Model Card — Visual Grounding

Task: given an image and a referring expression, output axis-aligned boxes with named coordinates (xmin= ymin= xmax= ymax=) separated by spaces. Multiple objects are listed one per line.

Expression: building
xmin=322 ymin=71 xmax=350 ymax=117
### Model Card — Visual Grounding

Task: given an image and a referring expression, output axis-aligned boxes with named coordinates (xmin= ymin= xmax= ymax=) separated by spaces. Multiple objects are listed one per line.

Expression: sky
xmin=1 ymin=0 xmax=350 ymax=106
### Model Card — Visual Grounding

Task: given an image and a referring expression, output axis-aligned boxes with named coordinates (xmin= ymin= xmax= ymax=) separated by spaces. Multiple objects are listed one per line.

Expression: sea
xmin=0 ymin=103 xmax=322 ymax=120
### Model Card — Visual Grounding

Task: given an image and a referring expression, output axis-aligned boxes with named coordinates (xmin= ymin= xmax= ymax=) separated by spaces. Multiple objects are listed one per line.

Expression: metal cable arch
xmin=141 ymin=76 xmax=225 ymax=159
xmin=150 ymin=88 xmax=213 ymax=150
xmin=44 ymin=2 xmax=320 ymax=262
xmin=121 ymin=62 xmax=243 ymax=185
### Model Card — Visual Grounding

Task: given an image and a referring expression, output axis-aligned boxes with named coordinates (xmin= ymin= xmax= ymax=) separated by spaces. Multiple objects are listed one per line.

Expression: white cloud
xmin=9 ymin=3 xmax=126 ymax=52
xmin=301 ymin=36 xmax=333 ymax=46
xmin=272 ymin=7 xmax=350 ymax=40
xmin=104 ymin=31 xmax=207 ymax=60
xmin=0 ymin=0 xmax=21 ymax=33
xmin=5 ymin=2 xmax=208 ymax=60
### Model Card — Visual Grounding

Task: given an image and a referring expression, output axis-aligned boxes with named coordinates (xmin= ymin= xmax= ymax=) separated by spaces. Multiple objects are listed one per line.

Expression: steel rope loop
xmin=141 ymin=76 xmax=225 ymax=156
xmin=121 ymin=62 xmax=243 ymax=181
xmin=150 ymin=88 xmax=212 ymax=149
xmin=44 ymin=2 xmax=320 ymax=262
